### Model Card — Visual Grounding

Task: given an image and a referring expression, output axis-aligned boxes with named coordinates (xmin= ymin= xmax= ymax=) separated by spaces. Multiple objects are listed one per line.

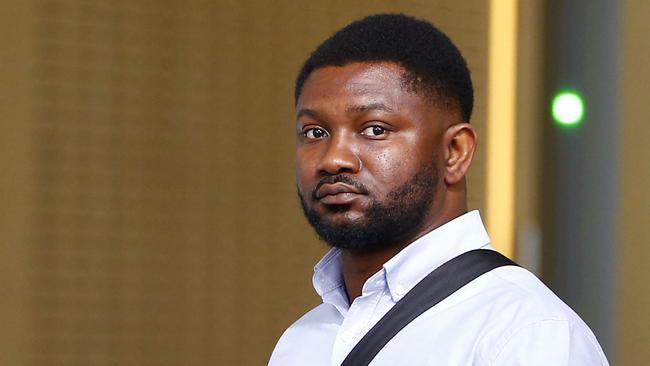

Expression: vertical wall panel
xmin=618 ymin=1 xmax=650 ymax=364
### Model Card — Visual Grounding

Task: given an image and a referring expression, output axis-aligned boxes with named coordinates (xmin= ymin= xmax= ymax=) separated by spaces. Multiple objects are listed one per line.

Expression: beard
xmin=298 ymin=162 xmax=438 ymax=253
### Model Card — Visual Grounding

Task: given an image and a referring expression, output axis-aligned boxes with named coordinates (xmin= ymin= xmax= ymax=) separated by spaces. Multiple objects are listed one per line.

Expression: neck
xmin=341 ymin=243 xmax=407 ymax=303
xmin=341 ymin=194 xmax=467 ymax=303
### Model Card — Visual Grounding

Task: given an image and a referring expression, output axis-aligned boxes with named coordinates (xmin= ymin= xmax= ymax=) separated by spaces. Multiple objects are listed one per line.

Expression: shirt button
xmin=340 ymin=331 xmax=354 ymax=344
xmin=395 ymin=284 xmax=406 ymax=296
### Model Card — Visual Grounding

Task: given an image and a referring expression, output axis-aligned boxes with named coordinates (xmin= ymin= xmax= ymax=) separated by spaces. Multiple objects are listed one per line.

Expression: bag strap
xmin=340 ymin=249 xmax=518 ymax=366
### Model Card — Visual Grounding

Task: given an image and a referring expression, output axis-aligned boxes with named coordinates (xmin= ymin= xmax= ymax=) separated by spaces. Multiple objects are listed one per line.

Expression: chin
xmin=320 ymin=205 xmax=365 ymax=222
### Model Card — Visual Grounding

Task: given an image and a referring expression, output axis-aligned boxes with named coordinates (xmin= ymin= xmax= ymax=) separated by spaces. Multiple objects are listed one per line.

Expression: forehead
xmin=304 ymin=62 xmax=404 ymax=94
xmin=297 ymin=62 xmax=423 ymax=111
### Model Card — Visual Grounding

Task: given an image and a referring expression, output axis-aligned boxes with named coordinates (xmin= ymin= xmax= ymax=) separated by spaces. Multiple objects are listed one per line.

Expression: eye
xmin=361 ymin=125 xmax=387 ymax=137
xmin=303 ymin=127 xmax=328 ymax=139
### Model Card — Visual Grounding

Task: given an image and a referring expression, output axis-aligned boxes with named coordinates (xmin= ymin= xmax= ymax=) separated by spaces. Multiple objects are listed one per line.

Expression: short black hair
xmin=295 ymin=13 xmax=474 ymax=121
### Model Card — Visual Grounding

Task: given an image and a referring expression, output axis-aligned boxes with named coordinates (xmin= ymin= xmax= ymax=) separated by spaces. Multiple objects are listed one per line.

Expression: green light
xmin=552 ymin=91 xmax=584 ymax=126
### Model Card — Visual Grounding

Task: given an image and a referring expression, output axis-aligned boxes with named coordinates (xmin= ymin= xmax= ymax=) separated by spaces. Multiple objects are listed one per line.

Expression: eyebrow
xmin=296 ymin=102 xmax=394 ymax=120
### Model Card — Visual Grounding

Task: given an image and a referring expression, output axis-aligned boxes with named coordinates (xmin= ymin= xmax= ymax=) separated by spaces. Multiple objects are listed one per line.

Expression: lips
xmin=315 ymin=182 xmax=365 ymax=205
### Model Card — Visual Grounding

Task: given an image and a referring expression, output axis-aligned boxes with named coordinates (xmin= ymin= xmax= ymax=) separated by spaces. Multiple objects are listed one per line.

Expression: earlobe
xmin=443 ymin=123 xmax=477 ymax=185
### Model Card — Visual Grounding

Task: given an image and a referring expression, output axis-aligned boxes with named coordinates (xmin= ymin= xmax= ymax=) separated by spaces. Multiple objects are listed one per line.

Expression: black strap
xmin=341 ymin=249 xmax=518 ymax=366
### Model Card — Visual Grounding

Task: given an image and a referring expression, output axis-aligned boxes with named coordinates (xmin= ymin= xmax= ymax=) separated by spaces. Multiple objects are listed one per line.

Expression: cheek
xmin=362 ymin=132 xmax=439 ymax=193
xmin=376 ymin=152 xmax=406 ymax=176
xmin=365 ymin=146 xmax=418 ymax=187
xmin=295 ymin=151 xmax=317 ymax=190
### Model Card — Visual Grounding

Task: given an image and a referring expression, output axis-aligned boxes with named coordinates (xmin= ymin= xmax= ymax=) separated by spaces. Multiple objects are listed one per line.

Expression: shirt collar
xmin=312 ymin=247 xmax=349 ymax=315
xmin=382 ymin=210 xmax=491 ymax=302
xmin=311 ymin=210 xmax=491 ymax=308
xmin=313 ymin=248 xmax=344 ymax=296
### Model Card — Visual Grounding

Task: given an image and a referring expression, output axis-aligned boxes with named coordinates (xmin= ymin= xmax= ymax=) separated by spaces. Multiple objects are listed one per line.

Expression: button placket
xmin=331 ymin=271 xmax=389 ymax=366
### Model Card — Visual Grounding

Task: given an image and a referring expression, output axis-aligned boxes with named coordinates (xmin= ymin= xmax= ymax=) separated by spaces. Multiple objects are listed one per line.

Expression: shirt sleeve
xmin=489 ymin=319 xmax=609 ymax=366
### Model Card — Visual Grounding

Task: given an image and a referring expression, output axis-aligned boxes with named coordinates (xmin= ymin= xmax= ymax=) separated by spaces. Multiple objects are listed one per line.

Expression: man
xmin=269 ymin=14 xmax=608 ymax=365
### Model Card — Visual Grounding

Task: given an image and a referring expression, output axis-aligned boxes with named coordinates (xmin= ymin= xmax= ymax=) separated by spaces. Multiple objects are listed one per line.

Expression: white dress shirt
xmin=269 ymin=211 xmax=609 ymax=365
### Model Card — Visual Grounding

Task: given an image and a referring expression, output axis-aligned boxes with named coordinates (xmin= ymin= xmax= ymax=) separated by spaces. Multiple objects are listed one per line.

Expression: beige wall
xmin=618 ymin=1 xmax=650 ymax=364
xmin=0 ymin=2 xmax=35 ymax=365
xmin=0 ymin=1 xmax=489 ymax=365
xmin=4 ymin=1 xmax=650 ymax=365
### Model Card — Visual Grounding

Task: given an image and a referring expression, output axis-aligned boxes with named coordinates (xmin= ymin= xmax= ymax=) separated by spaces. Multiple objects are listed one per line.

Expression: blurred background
xmin=1 ymin=0 xmax=648 ymax=365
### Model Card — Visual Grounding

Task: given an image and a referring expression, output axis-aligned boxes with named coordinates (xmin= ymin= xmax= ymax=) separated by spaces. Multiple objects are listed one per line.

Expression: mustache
xmin=312 ymin=175 xmax=369 ymax=200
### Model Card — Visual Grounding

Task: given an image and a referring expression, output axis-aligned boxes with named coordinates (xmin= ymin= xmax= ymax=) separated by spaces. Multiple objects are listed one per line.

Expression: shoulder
xmin=473 ymin=266 xmax=609 ymax=365
xmin=482 ymin=266 xmax=579 ymax=318
xmin=483 ymin=266 xmax=592 ymax=329
xmin=268 ymin=304 xmax=341 ymax=366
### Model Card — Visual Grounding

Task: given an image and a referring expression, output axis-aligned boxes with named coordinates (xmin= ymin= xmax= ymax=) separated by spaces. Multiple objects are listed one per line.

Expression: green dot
xmin=552 ymin=91 xmax=584 ymax=126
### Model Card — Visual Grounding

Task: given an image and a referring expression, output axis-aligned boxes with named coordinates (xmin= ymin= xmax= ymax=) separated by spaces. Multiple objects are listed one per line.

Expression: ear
xmin=442 ymin=123 xmax=477 ymax=185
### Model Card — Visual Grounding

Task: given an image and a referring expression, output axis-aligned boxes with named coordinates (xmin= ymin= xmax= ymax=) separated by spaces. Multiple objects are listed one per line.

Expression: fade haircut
xmin=294 ymin=13 xmax=474 ymax=121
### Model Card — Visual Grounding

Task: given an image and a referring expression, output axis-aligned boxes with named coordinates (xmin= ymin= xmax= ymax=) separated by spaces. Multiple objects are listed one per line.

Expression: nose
xmin=316 ymin=134 xmax=361 ymax=175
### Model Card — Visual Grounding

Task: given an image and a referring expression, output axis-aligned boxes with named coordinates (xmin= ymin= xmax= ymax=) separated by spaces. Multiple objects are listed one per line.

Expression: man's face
xmin=295 ymin=62 xmax=452 ymax=252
